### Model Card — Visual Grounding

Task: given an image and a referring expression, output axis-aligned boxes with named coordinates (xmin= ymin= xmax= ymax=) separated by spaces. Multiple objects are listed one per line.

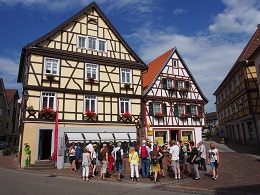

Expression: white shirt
xmin=86 ymin=144 xmax=93 ymax=153
xmin=200 ymin=144 xmax=206 ymax=159
xmin=169 ymin=145 xmax=179 ymax=160
xmin=112 ymin=147 xmax=123 ymax=160
xmin=209 ymin=148 xmax=218 ymax=162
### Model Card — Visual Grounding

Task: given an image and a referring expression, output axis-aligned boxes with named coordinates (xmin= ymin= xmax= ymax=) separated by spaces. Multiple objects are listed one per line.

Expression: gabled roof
xmin=0 ymin=78 xmax=8 ymax=107
xmin=214 ymin=24 xmax=260 ymax=94
xmin=5 ymin=89 xmax=18 ymax=104
xmin=18 ymin=2 xmax=147 ymax=82
xmin=143 ymin=47 xmax=208 ymax=102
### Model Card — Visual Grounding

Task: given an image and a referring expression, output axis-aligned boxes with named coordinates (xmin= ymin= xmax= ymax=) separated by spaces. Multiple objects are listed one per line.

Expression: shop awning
xmin=66 ymin=133 xmax=84 ymax=142
xmin=98 ymin=133 xmax=114 ymax=141
xmin=83 ymin=133 xmax=100 ymax=142
xmin=114 ymin=133 xmax=129 ymax=141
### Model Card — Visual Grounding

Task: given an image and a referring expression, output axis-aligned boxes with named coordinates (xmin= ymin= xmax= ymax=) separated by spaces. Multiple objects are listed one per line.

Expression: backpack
xmin=141 ymin=146 xmax=148 ymax=159
xmin=151 ymin=154 xmax=158 ymax=165
xmin=179 ymin=147 xmax=185 ymax=160
xmin=116 ymin=149 xmax=122 ymax=163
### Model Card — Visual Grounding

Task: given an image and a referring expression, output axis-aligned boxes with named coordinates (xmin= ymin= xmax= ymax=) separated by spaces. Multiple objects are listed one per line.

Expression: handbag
xmin=195 ymin=156 xmax=201 ymax=161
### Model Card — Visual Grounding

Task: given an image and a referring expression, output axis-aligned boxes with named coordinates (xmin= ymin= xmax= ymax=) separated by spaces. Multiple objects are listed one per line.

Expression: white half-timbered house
xmin=17 ymin=2 xmax=147 ymax=168
xmin=143 ymin=48 xmax=208 ymax=146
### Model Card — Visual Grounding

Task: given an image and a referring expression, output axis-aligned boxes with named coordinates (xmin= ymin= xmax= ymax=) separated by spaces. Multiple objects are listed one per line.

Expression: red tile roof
xmin=143 ymin=48 xmax=174 ymax=93
xmin=5 ymin=89 xmax=17 ymax=104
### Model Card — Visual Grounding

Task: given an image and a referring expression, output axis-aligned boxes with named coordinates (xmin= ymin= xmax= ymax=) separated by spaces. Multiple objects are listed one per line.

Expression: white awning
xmin=98 ymin=133 xmax=114 ymax=141
xmin=83 ymin=133 xmax=100 ymax=142
xmin=114 ymin=133 xmax=129 ymax=141
xmin=66 ymin=133 xmax=84 ymax=142
xmin=128 ymin=132 xmax=137 ymax=140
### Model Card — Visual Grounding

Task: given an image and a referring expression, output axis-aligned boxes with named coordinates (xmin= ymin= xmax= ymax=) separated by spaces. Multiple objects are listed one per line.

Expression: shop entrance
xmin=38 ymin=130 xmax=52 ymax=160
xmin=170 ymin=130 xmax=178 ymax=141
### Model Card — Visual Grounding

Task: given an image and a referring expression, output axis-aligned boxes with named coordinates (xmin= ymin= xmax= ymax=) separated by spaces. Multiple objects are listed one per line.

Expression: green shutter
xmin=148 ymin=102 xmax=154 ymax=116
xmin=175 ymin=80 xmax=178 ymax=87
xmin=186 ymin=105 xmax=191 ymax=116
xmin=162 ymin=103 xmax=167 ymax=116
xmin=162 ymin=78 xmax=167 ymax=89
xmin=185 ymin=81 xmax=190 ymax=89
xmin=198 ymin=106 xmax=203 ymax=115
xmin=174 ymin=104 xmax=178 ymax=116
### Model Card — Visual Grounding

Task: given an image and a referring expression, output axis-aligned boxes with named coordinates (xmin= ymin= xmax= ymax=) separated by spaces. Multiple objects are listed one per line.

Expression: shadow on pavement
xmin=215 ymin=184 xmax=260 ymax=195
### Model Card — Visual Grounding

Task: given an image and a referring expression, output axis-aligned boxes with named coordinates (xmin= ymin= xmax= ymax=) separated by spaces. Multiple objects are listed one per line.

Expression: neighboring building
xmin=17 ymin=2 xmax=147 ymax=168
xmin=213 ymin=25 xmax=260 ymax=148
xmin=205 ymin=112 xmax=218 ymax=128
xmin=0 ymin=78 xmax=20 ymax=145
xmin=143 ymin=48 xmax=208 ymax=145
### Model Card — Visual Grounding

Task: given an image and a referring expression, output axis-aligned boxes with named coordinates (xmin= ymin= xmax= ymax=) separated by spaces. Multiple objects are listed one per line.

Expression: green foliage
xmin=2 ymin=146 xmax=19 ymax=156
xmin=205 ymin=131 xmax=213 ymax=138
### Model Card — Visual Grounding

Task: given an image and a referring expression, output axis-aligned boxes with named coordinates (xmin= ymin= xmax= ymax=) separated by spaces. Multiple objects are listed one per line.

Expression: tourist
xmin=139 ymin=140 xmax=150 ymax=178
xmin=150 ymin=144 xmax=163 ymax=183
xmin=68 ymin=142 xmax=77 ymax=172
xmin=169 ymin=140 xmax=180 ymax=180
xmin=199 ymin=141 xmax=207 ymax=171
xmin=82 ymin=147 xmax=91 ymax=181
xmin=100 ymin=143 xmax=108 ymax=180
xmin=189 ymin=141 xmax=200 ymax=180
xmin=112 ymin=142 xmax=124 ymax=181
xmin=107 ymin=141 xmax=114 ymax=174
xmin=208 ymin=143 xmax=220 ymax=180
xmin=91 ymin=144 xmax=97 ymax=177
xmin=128 ymin=146 xmax=140 ymax=182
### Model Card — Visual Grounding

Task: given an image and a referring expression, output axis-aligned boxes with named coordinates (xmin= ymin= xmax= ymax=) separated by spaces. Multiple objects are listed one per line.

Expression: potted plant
xmin=205 ymin=131 xmax=213 ymax=141
xmin=193 ymin=114 xmax=201 ymax=120
xmin=168 ymin=86 xmax=178 ymax=91
xmin=85 ymin=110 xmax=96 ymax=117
xmin=180 ymin=113 xmax=189 ymax=119
xmin=124 ymin=83 xmax=131 ymax=88
xmin=45 ymin=74 xmax=56 ymax=80
xmin=179 ymin=87 xmax=189 ymax=92
xmin=87 ymin=77 xmax=95 ymax=83
xmin=40 ymin=107 xmax=54 ymax=115
xmin=121 ymin=112 xmax=132 ymax=122
xmin=154 ymin=112 xmax=164 ymax=118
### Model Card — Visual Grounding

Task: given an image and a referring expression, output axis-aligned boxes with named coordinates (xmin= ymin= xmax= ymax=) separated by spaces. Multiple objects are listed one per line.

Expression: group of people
xmin=67 ymin=139 xmax=220 ymax=182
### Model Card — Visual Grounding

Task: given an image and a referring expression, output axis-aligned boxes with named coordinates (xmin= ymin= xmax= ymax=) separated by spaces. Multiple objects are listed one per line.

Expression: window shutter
xmin=198 ymin=106 xmax=203 ymax=116
xmin=162 ymin=78 xmax=167 ymax=89
xmin=185 ymin=81 xmax=190 ymax=89
xmin=162 ymin=103 xmax=167 ymax=116
xmin=174 ymin=104 xmax=178 ymax=116
xmin=186 ymin=105 xmax=191 ymax=116
xmin=175 ymin=80 xmax=178 ymax=87
xmin=148 ymin=102 xmax=154 ymax=116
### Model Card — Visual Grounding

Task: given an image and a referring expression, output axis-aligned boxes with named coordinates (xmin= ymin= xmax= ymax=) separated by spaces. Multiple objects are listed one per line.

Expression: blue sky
xmin=0 ymin=0 xmax=260 ymax=112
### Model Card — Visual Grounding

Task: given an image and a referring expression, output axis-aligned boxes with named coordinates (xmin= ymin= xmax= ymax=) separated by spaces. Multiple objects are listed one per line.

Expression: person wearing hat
xmin=139 ymin=140 xmax=151 ymax=178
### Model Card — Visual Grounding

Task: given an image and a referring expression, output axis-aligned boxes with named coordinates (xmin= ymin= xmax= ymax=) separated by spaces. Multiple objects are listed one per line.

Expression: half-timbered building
xmin=143 ymin=48 xmax=208 ymax=146
xmin=17 ymin=2 xmax=147 ymax=168
xmin=214 ymin=25 xmax=260 ymax=148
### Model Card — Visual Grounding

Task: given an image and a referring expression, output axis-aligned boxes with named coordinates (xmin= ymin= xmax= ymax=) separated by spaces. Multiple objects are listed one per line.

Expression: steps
xmin=24 ymin=160 xmax=56 ymax=170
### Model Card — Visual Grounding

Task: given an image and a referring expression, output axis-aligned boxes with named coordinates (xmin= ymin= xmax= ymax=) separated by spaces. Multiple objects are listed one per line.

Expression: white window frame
xmin=85 ymin=63 xmax=99 ymax=80
xmin=77 ymin=35 xmax=87 ymax=48
xmin=178 ymin=81 xmax=184 ymax=89
xmin=191 ymin=106 xmax=197 ymax=116
xmin=98 ymin=39 xmax=107 ymax=52
xmin=121 ymin=68 xmax=132 ymax=84
xmin=119 ymin=98 xmax=131 ymax=114
xmin=40 ymin=92 xmax=57 ymax=110
xmin=44 ymin=57 xmax=60 ymax=76
xmin=167 ymin=79 xmax=174 ymax=88
xmin=84 ymin=95 xmax=97 ymax=113
xmin=153 ymin=103 xmax=162 ymax=114
xmin=88 ymin=37 xmax=97 ymax=50
xmin=178 ymin=105 xmax=185 ymax=115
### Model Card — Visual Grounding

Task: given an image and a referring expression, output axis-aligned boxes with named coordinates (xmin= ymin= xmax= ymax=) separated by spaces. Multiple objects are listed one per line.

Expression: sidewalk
xmin=1 ymin=139 xmax=260 ymax=195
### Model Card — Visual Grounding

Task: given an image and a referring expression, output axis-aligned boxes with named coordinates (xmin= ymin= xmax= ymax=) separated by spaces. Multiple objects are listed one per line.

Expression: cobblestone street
xmin=1 ymin=138 xmax=260 ymax=195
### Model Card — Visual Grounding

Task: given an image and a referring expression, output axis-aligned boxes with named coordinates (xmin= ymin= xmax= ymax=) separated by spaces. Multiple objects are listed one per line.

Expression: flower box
xmin=40 ymin=107 xmax=54 ymax=115
xmin=179 ymin=87 xmax=189 ymax=92
xmin=121 ymin=112 xmax=131 ymax=118
xmin=85 ymin=110 xmax=96 ymax=117
xmin=154 ymin=112 xmax=164 ymax=118
xmin=87 ymin=77 xmax=95 ymax=83
xmin=168 ymin=86 xmax=178 ymax=91
xmin=45 ymin=74 xmax=56 ymax=80
xmin=124 ymin=83 xmax=131 ymax=88
xmin=179 ymin=113 xmax=189 ymax=119
xmin=193 ymin=114 xmax=201 ymax=120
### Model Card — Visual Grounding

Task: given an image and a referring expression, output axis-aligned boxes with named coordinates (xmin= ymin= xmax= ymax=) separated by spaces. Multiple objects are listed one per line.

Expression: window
xmin=236 ymin=73 xmax=240 ymax=86
xmin=191 ymin=106 xmax=196 ymax=116
xmin=153 ymin=103 xmax=161 ymax=114
xmin=178 ymin=105 xmax=185 ymax=115
xmin=88 ymin=37 xmax=97 ymax=50
xmin=85 ymin=63 xmax=98 ymax=80
xmin=230 ymin=105 xmax=233 ymax=115
xmin=98 ymin=40 xmax=106 ymax=52
xmin=119 ymin=98 xmax=131 ymax=114
xmin=84 ymin=96 xmax=97 ymax=112
xmin=173 ymin=60 xmax=177 ymax=67
xmin=40 ymin=92 xmax=56 ymax=110
xmin=121 ymin=68 xmax=132 ymax=83
xmin=178 ymin=81 xmax=184 ymax=89
xmin=6 ymin=122 xmax=9 ymax=129
xmin=8 ymin=109 xmax=10 ymax=116
xmin=0 ymin=108 xmax=2 ymax=116
xmin=44 ymin=57 xmax=59 ymax=75
xmin=167 ymin=79 xmax=174 ymax=88
xmin=77 ymin=36 xmax=87 ymax=48
xmin=234 ymin=101 xmax=238 ymax=112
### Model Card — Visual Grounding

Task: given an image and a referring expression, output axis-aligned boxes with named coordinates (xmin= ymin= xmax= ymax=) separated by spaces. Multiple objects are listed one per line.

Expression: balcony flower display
xmin=179 ymin=87 xmax=189 ymax=92
xmin=85 ymin=110 xmax=96 ymax=117
xmin=154 ymin=112 xmax=164 ymax=118
xmin=193 ymin=114 xmax=201 ymax=120
xmin=121 ymin=112 xmax=131 ymax=118
xmin=45 ymin=74 xmax=56 ymax=80
xmin=40 ymin=107 xmax=54 ymax=115
xmin=124 ymin=83 xmax=131 ymax=88
xmin=87 ymin=76 xmax=95 ymax=83
xmin=180 ymin=113 xmax=189 ymax=119
xmin=168 ymin=86 xmax=178 ymax=91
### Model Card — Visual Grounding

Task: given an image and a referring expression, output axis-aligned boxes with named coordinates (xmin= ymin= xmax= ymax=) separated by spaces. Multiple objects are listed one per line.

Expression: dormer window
xmin=77 ymin=35 xmax=107 ymax=52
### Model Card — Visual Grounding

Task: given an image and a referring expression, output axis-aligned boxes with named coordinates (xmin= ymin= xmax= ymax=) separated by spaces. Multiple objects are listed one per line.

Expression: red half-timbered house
xmin=143 ymin=48 xmax=208 ymax=145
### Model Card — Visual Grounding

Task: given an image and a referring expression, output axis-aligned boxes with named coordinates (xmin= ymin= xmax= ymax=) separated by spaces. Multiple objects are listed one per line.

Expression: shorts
xmin=116 ymin=163 xmax=122 ymax=173
xmin=92 ymin=158 xmax=96 ymax=165
xmin=210 ymin=161 xmax=219 ymax=169
xmin=69 ymin=156 xmax=76 ymax=164
xmin=171 ymin=160 xmax=180 ymax=169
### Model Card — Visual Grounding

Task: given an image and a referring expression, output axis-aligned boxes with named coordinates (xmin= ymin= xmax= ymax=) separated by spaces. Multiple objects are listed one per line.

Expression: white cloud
xmin=209 ymin=0 xmax=260 ymax=34
xmin=0 ymin=56 xmax=21 ymax=90
xmin=173 ymin=8 xmax=187 ymax=15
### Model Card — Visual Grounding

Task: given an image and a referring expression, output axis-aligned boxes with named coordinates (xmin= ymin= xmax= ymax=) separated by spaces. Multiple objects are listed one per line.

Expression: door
xmin=170 ymin=130 xmax=178 ymax=141
xmin=38 ymin=130 xmax=52 ymax=160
